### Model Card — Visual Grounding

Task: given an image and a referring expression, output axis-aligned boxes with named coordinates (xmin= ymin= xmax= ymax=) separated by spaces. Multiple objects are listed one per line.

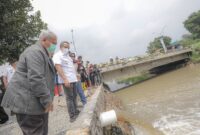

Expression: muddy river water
xmin=115 ymin=64 xmax=200 ymax=135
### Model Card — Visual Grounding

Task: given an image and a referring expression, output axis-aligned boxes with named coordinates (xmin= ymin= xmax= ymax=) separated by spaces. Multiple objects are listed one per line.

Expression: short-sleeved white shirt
xmin=3 ymin=66 xmax=15 ymax=83
xmin=53 ymin=50 xmax=77 ymax=83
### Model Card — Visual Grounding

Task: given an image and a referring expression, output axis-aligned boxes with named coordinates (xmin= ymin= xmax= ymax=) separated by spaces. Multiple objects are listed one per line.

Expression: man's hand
xmin=64 ymin=79 xmax=70 ymax=88
xmin=4 ymin=84 xmax=8 ymax=90
xmin=3 ymin=76 xmax=8 ymax=90
xmin=55 ymin=64 xmax=70 ymax=88
xmin=45 ymin=103 xmax=53 ymax=113
xmin=77 ymin=74 xmax=81 ymax=81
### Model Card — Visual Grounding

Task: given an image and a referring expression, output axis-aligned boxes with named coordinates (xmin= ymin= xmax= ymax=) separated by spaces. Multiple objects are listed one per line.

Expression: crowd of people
xmin=0 ymin=30 xmax=102 ymax=135
xmin=0 ymin=59 xmax=17 ymax=124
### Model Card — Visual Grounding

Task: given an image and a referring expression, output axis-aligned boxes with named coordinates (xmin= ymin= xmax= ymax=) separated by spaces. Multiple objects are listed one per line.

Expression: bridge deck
xmin=101 ymin=49 xmax=192 ymax=73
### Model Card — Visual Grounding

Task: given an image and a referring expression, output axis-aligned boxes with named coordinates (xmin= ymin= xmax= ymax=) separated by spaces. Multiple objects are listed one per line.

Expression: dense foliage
xmin=184 ymin=10 xmax=200 ymax=39
xmin=0 ymin=0 xmax=47 ymax=64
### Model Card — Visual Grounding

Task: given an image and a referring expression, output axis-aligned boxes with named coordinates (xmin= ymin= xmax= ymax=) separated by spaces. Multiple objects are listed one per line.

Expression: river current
xmin=115 ymin=64 xmax=200 ymax=135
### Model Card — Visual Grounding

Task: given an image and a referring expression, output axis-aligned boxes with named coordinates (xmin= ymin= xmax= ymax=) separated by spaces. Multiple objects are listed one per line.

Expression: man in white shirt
xmin=3 ymin=59 xmax=17 ymax=89
xmin=69 ymin=53 xmax=87 ymax=106
xmin=53 ymin=41 xmax=79 ymax=122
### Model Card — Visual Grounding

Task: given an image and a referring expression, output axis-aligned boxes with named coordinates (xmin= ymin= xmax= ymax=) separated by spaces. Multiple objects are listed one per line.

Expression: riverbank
xmin=181 ymin=40 xmax=200 ymax=63
xmin=66 ymin=86 xmax=135 ymax=135
xmin=107 ymin=60 xmax=188 ymax=92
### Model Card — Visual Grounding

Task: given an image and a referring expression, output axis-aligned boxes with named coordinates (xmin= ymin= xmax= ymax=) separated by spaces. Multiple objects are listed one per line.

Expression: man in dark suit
xmin=1 ymin=30 xmax=57 ymax=135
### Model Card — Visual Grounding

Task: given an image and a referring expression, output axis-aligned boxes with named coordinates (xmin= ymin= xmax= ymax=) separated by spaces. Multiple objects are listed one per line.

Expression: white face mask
xmin=63 ymin=48 xmax=69 ymax=55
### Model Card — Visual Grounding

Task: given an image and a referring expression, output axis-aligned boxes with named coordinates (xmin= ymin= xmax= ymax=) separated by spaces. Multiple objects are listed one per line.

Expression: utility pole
xmin=71 ymin=29 xmax=77 ymax=54
xmin=159 ymin=25 xmax=167 ymax=53
xmin=153 ymin=26 xmax=168 ymax=53
xmin=160 ymin=37 xmax=167 ymax=53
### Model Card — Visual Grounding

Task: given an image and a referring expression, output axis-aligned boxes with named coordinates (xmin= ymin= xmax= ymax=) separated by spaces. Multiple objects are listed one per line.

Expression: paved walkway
xmin=0 ymin=96 xmax=84 ymax=135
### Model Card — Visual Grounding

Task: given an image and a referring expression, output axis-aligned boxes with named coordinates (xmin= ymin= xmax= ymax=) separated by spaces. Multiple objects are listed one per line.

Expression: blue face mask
xmin=47 ymin=44 xmax=56 ymax=53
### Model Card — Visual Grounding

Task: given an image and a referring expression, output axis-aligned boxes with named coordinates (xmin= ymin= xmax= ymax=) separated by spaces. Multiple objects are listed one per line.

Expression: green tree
xmin=179 ymin=33 xmax=200 ymax=49
xmin=147 ymin=36 xmax=172 ymax=54
xmin=0 ymin=0 xmax=47 ymax=64
xmin=184 ymin=10 xmax=200 ymax=39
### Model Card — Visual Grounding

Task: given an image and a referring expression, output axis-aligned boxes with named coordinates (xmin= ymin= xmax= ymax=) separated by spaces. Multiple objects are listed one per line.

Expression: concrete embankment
xmin=66 ymin=86 xmax=104 ymax=135
xmin=66 ymin=86 xmax=134 ymax=135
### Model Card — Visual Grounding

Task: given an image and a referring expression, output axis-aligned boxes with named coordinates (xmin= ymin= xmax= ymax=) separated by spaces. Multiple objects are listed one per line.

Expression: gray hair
xmin=39 ymin=30 xmax=56 ymax=41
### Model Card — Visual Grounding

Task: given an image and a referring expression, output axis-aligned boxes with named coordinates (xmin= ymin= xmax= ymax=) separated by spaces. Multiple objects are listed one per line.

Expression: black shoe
xmin=70 ymin=116 xmax=76 ymax=123
xmin=0 ymin=118 xmax=9 ymax=124
xmin=75 ymin=110 xmax=80 ymax=116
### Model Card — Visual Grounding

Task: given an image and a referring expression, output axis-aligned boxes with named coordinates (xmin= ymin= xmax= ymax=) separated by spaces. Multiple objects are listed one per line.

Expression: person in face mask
xmin=1 ymin=30 xmax=57 ymax=135
xmin=52 ymin=41 xmax=80 ymax=123
xmin=47 ymin=42 xmax=57 ymax=57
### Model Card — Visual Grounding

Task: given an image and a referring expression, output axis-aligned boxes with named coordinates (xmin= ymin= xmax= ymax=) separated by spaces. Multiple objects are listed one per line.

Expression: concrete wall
xmin=66 ymin=86 xmax=105 ymax=135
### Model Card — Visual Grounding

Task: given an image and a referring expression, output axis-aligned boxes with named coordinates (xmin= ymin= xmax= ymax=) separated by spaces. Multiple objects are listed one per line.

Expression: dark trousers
xmin=0 ymin=91 xmax=9 ymax=124
xmin=89 ymin=73 xmax=95 ymax=86
xmin=0 ymin=106 xmax=8 ymax=124
xmin=63 ymin=83 xmax=78 ymax=118
xmin=16 ymin=113 xmax=48 ymax=135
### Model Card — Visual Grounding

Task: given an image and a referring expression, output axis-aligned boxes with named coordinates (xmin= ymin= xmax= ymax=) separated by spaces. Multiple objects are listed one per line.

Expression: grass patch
xmin=118 ymin=73 xmax=152 ymax=84
xmin=190 ymin=42 xmax=200 ymax=63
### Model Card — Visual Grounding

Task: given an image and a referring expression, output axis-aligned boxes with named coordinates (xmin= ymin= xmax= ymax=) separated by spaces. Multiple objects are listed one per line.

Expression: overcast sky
xmin=32 ymin=0 xmax=200 ymax=63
